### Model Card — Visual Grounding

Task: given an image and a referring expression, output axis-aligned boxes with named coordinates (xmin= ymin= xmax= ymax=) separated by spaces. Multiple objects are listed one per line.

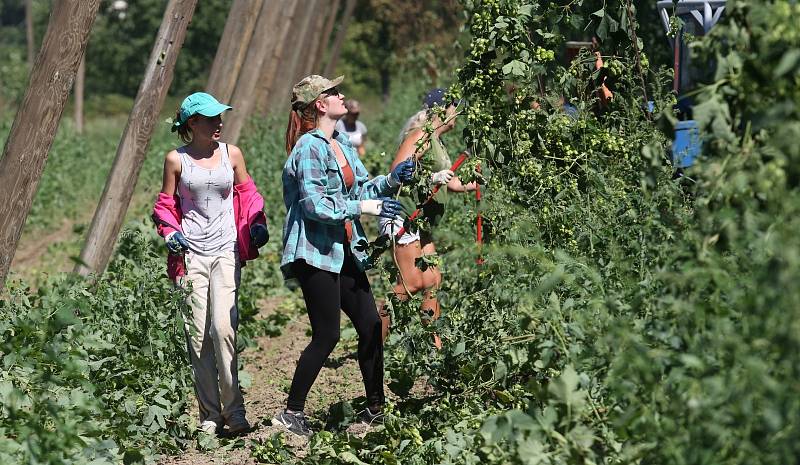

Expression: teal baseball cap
xmin=171 ymin=92 xmax=232 ymax=132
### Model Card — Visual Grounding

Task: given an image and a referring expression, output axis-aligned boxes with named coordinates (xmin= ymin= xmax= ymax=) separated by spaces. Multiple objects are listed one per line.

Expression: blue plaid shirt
xmin=281 ymin=129 xmax=397 ymax=278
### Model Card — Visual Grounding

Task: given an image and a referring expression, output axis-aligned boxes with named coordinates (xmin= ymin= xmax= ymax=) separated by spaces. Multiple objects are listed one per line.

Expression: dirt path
xmin=160 ymin=295 xmax=369 ymax=464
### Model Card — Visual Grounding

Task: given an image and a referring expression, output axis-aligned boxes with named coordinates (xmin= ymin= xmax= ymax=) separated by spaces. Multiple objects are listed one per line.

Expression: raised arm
xmin=391 ymin=128 xmax=429 ymax=170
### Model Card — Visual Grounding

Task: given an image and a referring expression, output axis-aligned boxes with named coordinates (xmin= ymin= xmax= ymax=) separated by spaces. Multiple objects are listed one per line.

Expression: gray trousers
xmin=178 ymin=250 xmax=245 ymax=425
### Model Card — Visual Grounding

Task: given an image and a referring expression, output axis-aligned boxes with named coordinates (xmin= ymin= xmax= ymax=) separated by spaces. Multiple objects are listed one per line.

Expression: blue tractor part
xmin=657 ymin=0 xmax=726 ymax=168
xmin=673 ymin=120 xmax=701 ymax=168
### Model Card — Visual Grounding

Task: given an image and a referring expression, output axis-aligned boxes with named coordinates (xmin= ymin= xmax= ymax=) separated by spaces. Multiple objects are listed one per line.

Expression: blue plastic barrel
xmin=672 ymin=120 xmax=701 ymax=168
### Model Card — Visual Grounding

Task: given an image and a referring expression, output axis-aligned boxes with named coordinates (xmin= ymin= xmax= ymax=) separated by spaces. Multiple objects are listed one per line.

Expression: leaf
xmin=518 ymin=5 xmax=534 ymax=17
xmin=239 ymin=370 xmax=253 ymax=389
xmin=452 ymin=341 xmax=466 ymax=356
xmin=493 ymin=360 xmax=508 ymax=381
xmin=338 ymin=451 xmax=368 ymax=464
xmin=548 ymin=365 xmax=585 ymax=409
xmin=502 ymin=60 xmax=527 ymax=77
xmin=774 ymin=49 xmax=800 ymax=77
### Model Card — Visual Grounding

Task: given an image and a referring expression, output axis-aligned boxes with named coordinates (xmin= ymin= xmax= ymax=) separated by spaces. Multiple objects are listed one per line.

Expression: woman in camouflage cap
xmin=273 ymin=75 xmax=415 ymax=436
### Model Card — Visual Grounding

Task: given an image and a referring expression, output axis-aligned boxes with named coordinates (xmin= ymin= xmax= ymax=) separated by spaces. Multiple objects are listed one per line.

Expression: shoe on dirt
xmin=227 ymin=414 xmax=251 ymax=435
xmin=199 ymin=420 xmax=219 ymax=435
xmin=272 ymin=410 xmax=313 ymax=437
xmin=358 ymin=407 xmax=384 ymax=426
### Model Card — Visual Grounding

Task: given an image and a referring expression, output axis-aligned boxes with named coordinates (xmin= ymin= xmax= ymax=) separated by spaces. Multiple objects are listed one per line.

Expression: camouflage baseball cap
xmin=291 ymin=75 xmax=344 ymax=108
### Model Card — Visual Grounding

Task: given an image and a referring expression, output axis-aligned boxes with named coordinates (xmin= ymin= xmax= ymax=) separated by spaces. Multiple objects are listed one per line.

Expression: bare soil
xmin=160 ymin=295 xmax=370 ymax=464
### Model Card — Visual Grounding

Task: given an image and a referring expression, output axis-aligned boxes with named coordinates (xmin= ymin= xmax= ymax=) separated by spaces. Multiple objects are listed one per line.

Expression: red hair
xmin=285 ymin=102 xmax=319 ymax=154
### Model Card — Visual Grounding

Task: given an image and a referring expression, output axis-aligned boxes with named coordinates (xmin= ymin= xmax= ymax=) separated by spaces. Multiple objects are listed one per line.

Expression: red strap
xmin=394 ymin=152 xmax=469 ymax=238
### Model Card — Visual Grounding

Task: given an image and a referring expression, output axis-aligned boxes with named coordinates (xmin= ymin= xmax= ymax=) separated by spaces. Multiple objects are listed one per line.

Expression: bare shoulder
xmin=226 ymin=143 xmax=244 ymax=160
xmin=164 ymin=149 xmax=181 ymax=169
xmin=226 ymin=143 xmax=245 ymax=165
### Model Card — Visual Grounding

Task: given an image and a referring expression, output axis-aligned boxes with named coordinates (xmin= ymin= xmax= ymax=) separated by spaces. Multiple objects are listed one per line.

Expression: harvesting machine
xmin=657 ymin=0 xmax=726 ymax=169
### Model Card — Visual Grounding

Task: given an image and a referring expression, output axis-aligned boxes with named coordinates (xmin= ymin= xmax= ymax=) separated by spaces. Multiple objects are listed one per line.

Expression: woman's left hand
xmin=390 ymin=158 xmax=415 ymax=184
xmin=250 ymin=223 xmax=269 ymax=248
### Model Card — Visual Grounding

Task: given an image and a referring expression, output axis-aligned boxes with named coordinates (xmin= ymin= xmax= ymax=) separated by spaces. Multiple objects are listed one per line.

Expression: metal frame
xmin=657 ymin=1 xmax=726 ymax=35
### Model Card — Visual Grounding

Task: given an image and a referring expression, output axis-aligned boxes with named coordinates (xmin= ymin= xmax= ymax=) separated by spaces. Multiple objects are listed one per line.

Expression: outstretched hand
xmin=360 ymin=198 xmax=405 ymax=219
xmin=377 ymin=198 xmax=404 ymax=219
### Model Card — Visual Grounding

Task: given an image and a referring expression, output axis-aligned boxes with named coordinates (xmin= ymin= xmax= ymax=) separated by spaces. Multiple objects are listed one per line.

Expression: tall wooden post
xmin=74 ymin=55 xmax=85 ymax=134
xmin=223 ymin=0 xmax=281 ymax=144
xmin=205 ymin=0 xmax=264 ymax=103
xmin=300 ymin=10 xmax=327 ymax=75
xmin=253 ymin=0 xmax=300 ymax=117
xmin=267 ymin=1 xmax=318 ymax=112
xmin=75 ymin=0 xmax=198 ymax=276
xmin=324 ymin=0 xmax=356 ymax=77
xmin=25 ymin=0 xmax=35 ymax=71
xmin=315 ymin=0 xmax=341 ymax=73
xmin=0 ymin=0 xmax=101 ymax=286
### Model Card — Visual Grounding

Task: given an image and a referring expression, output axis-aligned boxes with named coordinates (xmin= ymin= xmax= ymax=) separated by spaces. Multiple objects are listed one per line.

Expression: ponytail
xmin=285 ymin=102 xmax=319 ymax=154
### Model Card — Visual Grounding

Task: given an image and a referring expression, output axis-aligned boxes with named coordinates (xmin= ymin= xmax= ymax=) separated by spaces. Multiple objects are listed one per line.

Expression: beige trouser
xmin=178 ymin=250 xmax=245 ymax=425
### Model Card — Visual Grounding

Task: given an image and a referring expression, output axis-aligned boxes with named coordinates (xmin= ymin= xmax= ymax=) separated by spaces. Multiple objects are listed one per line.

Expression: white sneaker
xmin=199 ymin=420 xmax=219 ymax=435
xmin=227 ymin=414 xmax=251 ymax=434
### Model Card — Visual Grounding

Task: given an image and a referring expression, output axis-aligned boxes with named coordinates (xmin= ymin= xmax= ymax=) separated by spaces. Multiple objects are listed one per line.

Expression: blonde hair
xmin=398 ymin=110 xmax=428 ymax=144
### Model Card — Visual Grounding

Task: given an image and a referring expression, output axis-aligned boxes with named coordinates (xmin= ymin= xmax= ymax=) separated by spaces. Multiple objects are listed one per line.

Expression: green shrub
xmin=0 ymin=230 xmax=193 ymax=464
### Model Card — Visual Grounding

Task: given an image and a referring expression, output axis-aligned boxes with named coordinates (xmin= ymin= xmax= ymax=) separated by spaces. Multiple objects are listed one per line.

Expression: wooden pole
xmin=301 ymin=10 xmax=327 ymax=75
xmin=0 ymin=0 xmax=101 ymax=286
xmin=75 ymin=0 xmax=198 ymax=276
xmin=315 ymin=0 xmax=341 ymax=73
xmin=323 ymin=0 xmax=356 ymax=77
xmin=25 ymin=0 xmax=35 ymax=71
xmin=205 ymin=0 xmax=264 ymax=103
xmin=223 ymin=0 xmax=282 ymax=144
xmin=74 ymin=55 xmax=85 ymax=134
xmin=267 ymin=1 xmax=318 ymax=112
xmin=253 ymin=0 xmax=300 ymax=117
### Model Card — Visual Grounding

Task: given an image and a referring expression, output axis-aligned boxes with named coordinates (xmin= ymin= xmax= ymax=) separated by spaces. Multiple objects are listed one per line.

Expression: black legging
xmin=286 ymin=251 xmax=384 ymax=412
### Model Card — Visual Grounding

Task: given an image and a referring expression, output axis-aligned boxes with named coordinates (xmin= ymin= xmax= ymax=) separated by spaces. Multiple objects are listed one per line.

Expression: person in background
xmin=272 ymin=75 xmax=415 ymax=437
xmin=380 ymin=88 xmax=477 ymax=348
xmin=152 ymin=92 xmax=269 ymax=437
xmin=335 ymin=99 xmax=368 ymax=157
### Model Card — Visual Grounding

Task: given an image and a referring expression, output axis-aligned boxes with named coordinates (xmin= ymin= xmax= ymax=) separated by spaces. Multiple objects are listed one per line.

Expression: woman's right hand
xmin=361 ymin=198 xmax=404 ymax=219
xmin=165 ymin=231 xmax=190 ymax=254
xmin=431 ymin=169 xmax=454 ymax=186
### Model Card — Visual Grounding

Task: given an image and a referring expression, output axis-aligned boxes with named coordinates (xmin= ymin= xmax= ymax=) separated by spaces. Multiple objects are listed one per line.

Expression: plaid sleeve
xmin=297 ymin=140 xmax=361 ymax=224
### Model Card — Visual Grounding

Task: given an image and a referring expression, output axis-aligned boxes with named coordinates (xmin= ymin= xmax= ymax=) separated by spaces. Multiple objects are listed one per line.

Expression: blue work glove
xmin=389 ymin=158 xmax=415 ymax=185
xmin=360 ymin=198 xmax=405 ymax=219
xmin=250 ymin=223 xmax=269 ymax=248
xmin=165 ymin=231 xmax=189 ymax=254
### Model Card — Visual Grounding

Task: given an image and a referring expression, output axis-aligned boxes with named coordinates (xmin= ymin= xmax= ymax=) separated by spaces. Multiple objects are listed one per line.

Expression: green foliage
xmin=290 ymin=1 xmax=800 ymax=464
xmin=337 ymin=0 xmax=463 ymax=98
xmin=86 ymin=0 xmax=228 ymax=97
xmin=251 ymin=432 xmax=295 ymax=464
xmin=0 ymin=230 xmax=193 ymax=464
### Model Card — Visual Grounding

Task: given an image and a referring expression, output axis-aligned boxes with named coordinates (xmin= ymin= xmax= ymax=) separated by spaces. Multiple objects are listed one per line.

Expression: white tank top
xmin=176 ymin=143 xmax=237 ymax=256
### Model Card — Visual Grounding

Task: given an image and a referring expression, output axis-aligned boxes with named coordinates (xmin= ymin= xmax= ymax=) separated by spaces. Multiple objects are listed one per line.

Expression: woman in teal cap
xmin=152 ymin=92 xmax=269 ymax=436
xmin=272 ymin=75 xmax=415 ymax=436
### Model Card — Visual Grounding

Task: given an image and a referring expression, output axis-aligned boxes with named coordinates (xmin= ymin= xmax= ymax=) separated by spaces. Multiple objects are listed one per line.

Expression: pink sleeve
xmin=152 ymin=192 xmax=183 ymax=238
xmin=233 ymin=177 xmax=267 ymax=263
